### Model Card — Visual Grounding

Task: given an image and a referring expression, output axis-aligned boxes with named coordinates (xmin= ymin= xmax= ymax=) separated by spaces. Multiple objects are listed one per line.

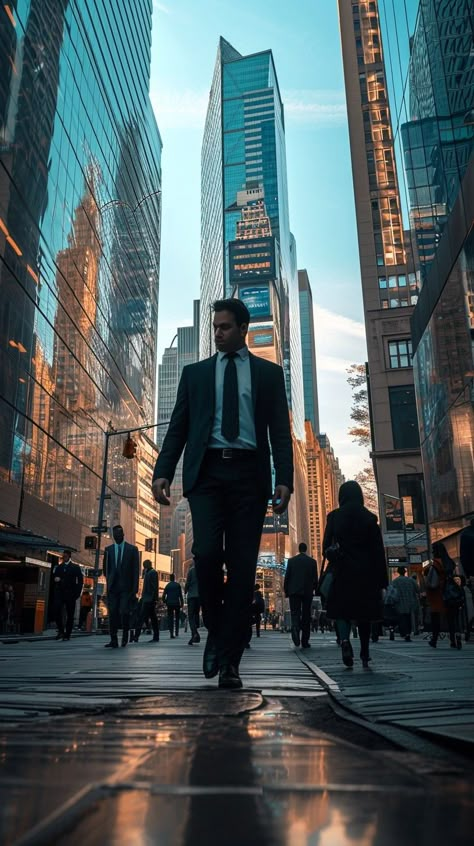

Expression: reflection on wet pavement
xmin=1 ymin=695 xmax=472 ymax=846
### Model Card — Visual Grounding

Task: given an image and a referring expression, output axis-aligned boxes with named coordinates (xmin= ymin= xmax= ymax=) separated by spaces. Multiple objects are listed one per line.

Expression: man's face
xmin=113 ymin=526 xmax=124 ymax=544
xmin=213 ymin=310 xmax=247 ymax=353
xmin=62 ymin=552 xmax=70 ymax=563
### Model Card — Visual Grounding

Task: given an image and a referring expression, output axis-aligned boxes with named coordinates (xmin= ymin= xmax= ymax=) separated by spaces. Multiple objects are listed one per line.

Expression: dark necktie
xmin=221 ymin=352 xmax=240 ymax=442
xmin=116 ymin=546 xmax=122 ymax=571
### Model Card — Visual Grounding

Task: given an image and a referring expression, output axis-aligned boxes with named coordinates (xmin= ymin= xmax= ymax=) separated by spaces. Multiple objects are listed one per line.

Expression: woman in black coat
xmin=322 ymin=481 xmax=387 ymax=667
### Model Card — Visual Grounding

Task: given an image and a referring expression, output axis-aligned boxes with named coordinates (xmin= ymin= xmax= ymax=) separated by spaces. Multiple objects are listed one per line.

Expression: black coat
xmin=53 ymin=561 xmax=83 ymax=600
xmin=103 ymin=542 xmax=139 ymax=596
xmin=163 ymin=581 xmax=183 ymax=607
xmin=141 ymin=568 xmax=158 ymax=603
xmin=322 ymin=504 xmax=387 ymax=621
xmin=152 ymin=352 xmax=293 ymax=498
xmin=284 ymin=553 xmax=318 ymax=597
xmin=460 ymin=527 xmax=474 ymax=578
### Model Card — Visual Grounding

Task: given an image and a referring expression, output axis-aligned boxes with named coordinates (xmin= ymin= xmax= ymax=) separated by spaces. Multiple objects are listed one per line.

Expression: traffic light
xmin=122 ymin=434 xmax=137 ymax=459
xmin=85 ymin=535 xmax=97 ymax=550
xmin=145 ymin=538 xmax=156 ymax=552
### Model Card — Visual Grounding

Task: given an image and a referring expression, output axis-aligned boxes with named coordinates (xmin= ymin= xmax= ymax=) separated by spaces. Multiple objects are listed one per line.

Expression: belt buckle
xmin=222 ymin=448 xmax=233 ymax=459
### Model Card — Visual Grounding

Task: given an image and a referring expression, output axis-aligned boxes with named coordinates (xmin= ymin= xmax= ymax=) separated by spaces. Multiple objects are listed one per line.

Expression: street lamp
xmin=91 ymin=419 xmax=169 ymax=631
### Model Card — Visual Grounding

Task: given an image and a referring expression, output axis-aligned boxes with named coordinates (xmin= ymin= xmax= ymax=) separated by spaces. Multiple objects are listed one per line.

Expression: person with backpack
xmin=426 ymin=542 xmax=463 ymax=649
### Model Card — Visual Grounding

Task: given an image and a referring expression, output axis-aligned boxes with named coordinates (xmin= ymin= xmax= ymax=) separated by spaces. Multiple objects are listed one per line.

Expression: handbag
xmin=425 ymin=565 xmax=439 ymax=590
xmin=317 ymin=558 xmax=335 ymax=608
xmin=443 ymin=576 xmax=464 ymax=609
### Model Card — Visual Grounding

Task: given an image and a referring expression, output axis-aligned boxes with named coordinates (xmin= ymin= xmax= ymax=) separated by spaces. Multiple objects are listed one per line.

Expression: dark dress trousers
xmin=139 ymin=568 xmax=159 ymax=640
xmin=153 ymin=352 xmax=293 ymax=667
xmin=163 ymin=580 xmax=184 ymax=636
xmin=284 ymin=553 xmax=318 ymax=646
xmin=103 ymin=542 xmax=139 ymax=639
xmin=53 ymin=562 xmax=84 ymax=637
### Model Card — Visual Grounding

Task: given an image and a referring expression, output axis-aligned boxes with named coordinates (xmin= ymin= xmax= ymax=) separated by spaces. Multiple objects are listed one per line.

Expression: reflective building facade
xmin=0 ymin=1 xmax=162 ymax=608
xmin=378 ymin=0 xmax=474 ymax=550
xmin=338 ymin=0 xmax=425 ymax=559
xmin=201 ymin=37 xmax=308 ymax=557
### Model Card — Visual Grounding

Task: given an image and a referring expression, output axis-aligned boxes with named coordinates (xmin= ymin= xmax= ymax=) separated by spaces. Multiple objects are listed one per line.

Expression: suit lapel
xmin=249 ymin=352 xmax=259 ymax=412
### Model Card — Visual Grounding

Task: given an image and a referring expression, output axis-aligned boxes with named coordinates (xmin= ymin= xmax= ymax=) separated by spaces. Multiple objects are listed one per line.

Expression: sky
xmin=149 ymin=0 xmax=368 ymax=479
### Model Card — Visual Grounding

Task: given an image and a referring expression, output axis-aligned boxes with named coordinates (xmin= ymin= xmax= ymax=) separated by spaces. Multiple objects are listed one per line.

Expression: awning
xmin=0 ymin=527 xmax=76 ymax=552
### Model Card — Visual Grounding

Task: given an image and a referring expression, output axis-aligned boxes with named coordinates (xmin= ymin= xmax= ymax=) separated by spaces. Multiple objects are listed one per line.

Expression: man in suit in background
xmin=135 ymin=559 xmax=159 ymax=643
xmin=103 ymin=524 xmax=139 ymax=648
xmin=185 ymin=560 xmax=201 ymax=645
xmin=162 ymin=573 xmax=184 ymax=638
xmin=53 ymin=550 xmax=83 ymax=641
xmin=152 ymin=298 xmax=293 ymax=689
xmin=284 ymin=542 xmax=318 ymax=648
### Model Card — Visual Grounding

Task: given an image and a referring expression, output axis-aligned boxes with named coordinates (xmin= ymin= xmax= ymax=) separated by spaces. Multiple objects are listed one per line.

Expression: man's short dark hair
xmin=143 ymin=559 xmax=152 ymax=568
xmin=397 ymin=566 xmax=407 ymax=576
xmin=298 ymin=542 xmax=307 ymax=553
xmin=255 ymin=583 xmax=261 ymax=590
xmin=170 ymin=573 xmax=175 ymax=581
xmin=113 ymin=524 xmax=123 ymax=531
xmin=213 ymin=298 xmax=250 ymax=327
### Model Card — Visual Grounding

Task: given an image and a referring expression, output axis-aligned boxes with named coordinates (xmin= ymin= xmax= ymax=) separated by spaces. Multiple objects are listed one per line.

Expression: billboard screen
xmin=239 ymin=285 xmax=271 ymax=319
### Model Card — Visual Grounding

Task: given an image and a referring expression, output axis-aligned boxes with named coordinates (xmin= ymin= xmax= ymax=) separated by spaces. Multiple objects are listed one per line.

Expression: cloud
xmin=314 ymin=304 xmax=366 ymax=344
xmin=150 ymin=88 xmax=208 ymax=131
xmin=283 ymin=89 xmax=347 ymax=126
xmin=153 ymin=1 xmax=171 ymax=12
xmin=151 ymin=87 xmax=347 ymax=132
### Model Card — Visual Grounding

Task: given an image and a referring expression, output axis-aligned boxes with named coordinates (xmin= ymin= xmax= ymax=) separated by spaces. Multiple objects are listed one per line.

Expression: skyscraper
xmin=337 ymin=0 xmax=425 ymax=558
xmin=201 ymin=37 xmax=308 ymax=557
xmin=0 ymin=1 xmax=162 ymax=625
xmin=298 ymin=269 xmax=320 ymax=435
xmin=378 ymin=0 xmax=474 ymax=550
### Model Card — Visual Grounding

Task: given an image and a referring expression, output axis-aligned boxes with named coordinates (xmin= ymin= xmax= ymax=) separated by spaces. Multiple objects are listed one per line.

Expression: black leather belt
xmin=206 ymin=448 xmax=257 ymax=460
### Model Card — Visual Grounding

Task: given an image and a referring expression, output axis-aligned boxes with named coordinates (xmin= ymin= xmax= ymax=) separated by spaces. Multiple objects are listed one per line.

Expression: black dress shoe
xmin=105 ymin=640 xmax=118 ymax=648
xmin=203 ymin=635 xmax=219 ymax=679
xmin=149 ymin=637 xmax=160 ymax=643
xmin=291 ymin=626 xmax=300 ymax=647
xmin=192 ymin=633 xmax=201 ymax=643
xmin=55 ymin=633 xmax=63 ymax=641
xmin=301 ymin=642 xmax=310 ymax=649
xmin=218 ymin=664 xmax=243 ymax=690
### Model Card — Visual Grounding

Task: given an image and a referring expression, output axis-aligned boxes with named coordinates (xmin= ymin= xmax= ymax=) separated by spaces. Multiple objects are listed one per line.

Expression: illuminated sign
xmin=239 ymin=285 xmax=271 ymax=319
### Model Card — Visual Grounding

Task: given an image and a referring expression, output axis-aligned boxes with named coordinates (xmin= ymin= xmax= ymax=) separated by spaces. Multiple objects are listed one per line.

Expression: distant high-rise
xmin=298 ymin=270 xmax=320 ymax=435
xmin=337 ymin=0 xmax=425 ymax=556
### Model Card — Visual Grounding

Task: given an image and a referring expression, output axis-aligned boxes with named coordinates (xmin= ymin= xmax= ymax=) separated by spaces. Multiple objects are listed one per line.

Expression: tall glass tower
xmin=200 ymin=37 xmax=304 ymax=443
xmin=0 ymin=0 xmax=162 ymax=609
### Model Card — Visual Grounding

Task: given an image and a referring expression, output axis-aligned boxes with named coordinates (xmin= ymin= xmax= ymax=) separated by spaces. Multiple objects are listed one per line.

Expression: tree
xmin=347 ymin=364 xmax=379 ymax=516
xmin=347 ymin=363 xmax=370 ymax=448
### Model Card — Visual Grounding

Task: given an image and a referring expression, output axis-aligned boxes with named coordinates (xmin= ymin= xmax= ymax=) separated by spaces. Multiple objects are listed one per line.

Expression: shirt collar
xmin=217 ymin=345 xmax=249 ymax=362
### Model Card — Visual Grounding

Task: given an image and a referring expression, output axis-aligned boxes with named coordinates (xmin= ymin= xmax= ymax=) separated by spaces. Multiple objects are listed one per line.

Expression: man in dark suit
xmin=153 ymin=298 xmax=293 ymax=689
xmin=103 ymin=524 xmax=139 ymax=648
xmin=162 ymin=573 xmax=184 ymax=638
xmin=284 ymin=542 xmax=318 ymax=648
xmin=135 ymin=559 xmax=159 ymax=643
xmin=53 ymin=550 xmax=83 ymax=641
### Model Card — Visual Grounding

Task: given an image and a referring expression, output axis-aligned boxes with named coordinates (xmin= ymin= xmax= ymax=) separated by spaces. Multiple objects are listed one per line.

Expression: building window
xmin=389 ymin=386 xmax=420 ymax=449
xmin=388 ymin=340 xmax=413 ymax=368
xmin=398 ymin=473 xmax=425 ymax=531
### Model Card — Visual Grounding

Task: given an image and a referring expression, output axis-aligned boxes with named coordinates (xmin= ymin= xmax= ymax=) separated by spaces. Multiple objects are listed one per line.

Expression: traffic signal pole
xmin=91 ymin=421 xmax=170 ymax=632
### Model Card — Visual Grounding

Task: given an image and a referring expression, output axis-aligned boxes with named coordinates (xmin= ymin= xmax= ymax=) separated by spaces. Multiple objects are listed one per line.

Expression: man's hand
xmin=152 ymin=478 xmax=171 ymax=505
xmin=272 ymin=485 xmax=291 ymax=515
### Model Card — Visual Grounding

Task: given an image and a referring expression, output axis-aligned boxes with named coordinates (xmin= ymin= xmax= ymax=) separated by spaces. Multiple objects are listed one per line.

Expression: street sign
xmin=91 ymin=525 xmax=108 ymax=534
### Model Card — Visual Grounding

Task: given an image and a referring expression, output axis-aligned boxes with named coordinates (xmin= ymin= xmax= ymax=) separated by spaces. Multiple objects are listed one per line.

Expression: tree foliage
xmin=347 ymin=364 xmax=378 ymax=515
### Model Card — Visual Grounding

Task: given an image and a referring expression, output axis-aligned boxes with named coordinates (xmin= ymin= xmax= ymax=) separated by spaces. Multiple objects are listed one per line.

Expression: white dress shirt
xmin=208 ymin=346 xmax=257 ymax=449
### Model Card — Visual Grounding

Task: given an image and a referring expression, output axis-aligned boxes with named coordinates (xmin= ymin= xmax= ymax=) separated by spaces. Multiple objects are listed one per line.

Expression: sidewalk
xmin=296 ymin=631 xmax=474 ymax=753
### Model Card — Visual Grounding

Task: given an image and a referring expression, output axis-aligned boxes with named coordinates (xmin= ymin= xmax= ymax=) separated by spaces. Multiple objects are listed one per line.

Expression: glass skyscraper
xmin=298 ymin=269 xmax=320 ymax=435
xmin=201 ymin=37 xmax=304 ymax=441
xmin=378 ymin=0 xmax=474 ymax=550
xmin=200 ymin=37 xmax=307 ymax=555
xmin=0 ymin=0 xmax=162 ymax=620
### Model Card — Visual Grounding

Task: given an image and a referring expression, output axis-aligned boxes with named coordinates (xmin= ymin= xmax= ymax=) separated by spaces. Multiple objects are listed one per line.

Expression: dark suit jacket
xmin=103 ymin=542 xmax=139 ymax=596
xmin=460 ymin=527 xmax=474 ymax=578
xmin=153 ymin=352 xmax=293 ymax=498
xmin=163 ymin=581 xmax=183 ymax=607
xmin=53 ymin=562 xmax=83 ymax=600
xmin=141 ymin=568 xmax=158 ymax=603
xmin=284 ymin=553 xmax=318 ymax=597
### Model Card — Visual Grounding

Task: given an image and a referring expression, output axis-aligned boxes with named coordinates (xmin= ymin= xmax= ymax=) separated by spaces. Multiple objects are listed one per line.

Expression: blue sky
xmin=149 ymin=0 xmax=368 ymax=478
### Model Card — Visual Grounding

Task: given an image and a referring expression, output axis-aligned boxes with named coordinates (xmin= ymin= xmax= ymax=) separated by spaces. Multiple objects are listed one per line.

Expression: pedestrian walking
xmin=79 ymin=589 xmax=92 ymax=630
xmin=53 ymin=551 xmax=83 ymax=641
xmin=135 ymin=559 xmax=159 ymax=643
xmin=103 ymin=525 xmax=139 ymax=648
xmin=152 ymin=298 xmax=293 ymax=689
xmin=426 ymin=542 xmax=463 ymax=650
xmin=163 ymin=574 xmax=183 ymax=638
xmin=185 ymin=561 xmax=201 ymax=645
xmin=284 ymin=542 xmax=318 ymax=648
xmin=246 ymin=583 xmax=265 ymax=647
xmin=411 ymin=574 xmax=422 ymax=634
xmin=460 ymin=519 xmax=474 ymax=595
xmin=321 ymin=480 xmax=387 ymax=668
xmin=391 ymin=566 xmax=419 ymax=641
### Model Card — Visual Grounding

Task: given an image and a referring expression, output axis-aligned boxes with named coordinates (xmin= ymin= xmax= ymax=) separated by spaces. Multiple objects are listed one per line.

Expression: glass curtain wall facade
xmin=338 ymin=0 xmax=425 ymax=561
xmin=378 ymin=0 xmax=474 ymax=549
xmin=201 ymin=37 xmax=307 ymax=556
xmin=0 ymin=2 xmax=162 ymax=560
xmin=298 ymin=269 xmax=320 ymax=435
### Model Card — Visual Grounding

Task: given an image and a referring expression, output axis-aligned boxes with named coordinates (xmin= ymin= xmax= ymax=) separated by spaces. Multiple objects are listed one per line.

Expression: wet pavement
xmin=1 ymin=632 xmax=473 ymax=845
